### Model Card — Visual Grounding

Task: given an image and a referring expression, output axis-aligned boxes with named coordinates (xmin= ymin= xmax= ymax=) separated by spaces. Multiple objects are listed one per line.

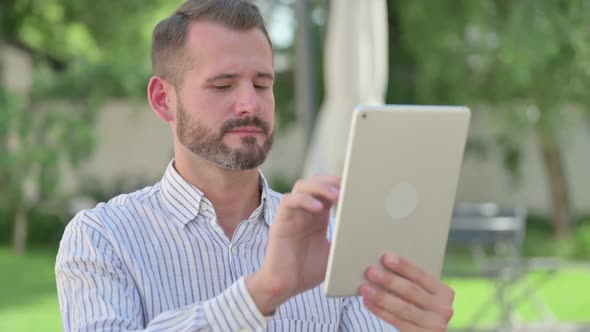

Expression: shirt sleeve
xmin=338 ymin=296 xmax=399 ymax=332
xmin=55 ymin=214 xmax=269 ymax=332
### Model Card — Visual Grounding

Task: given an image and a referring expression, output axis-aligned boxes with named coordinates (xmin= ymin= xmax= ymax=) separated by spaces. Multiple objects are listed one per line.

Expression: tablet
xmin=323 ymin=104 xmax=471 ymax=297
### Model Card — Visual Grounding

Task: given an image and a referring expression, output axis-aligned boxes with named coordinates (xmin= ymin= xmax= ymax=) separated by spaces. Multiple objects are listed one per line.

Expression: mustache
xmin=222 ymin=116 xmax=271 ymax=135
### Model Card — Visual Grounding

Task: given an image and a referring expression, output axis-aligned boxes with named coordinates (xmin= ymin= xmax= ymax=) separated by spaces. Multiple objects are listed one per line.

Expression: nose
xmin=234 ymin=83 xmax=261 ymax=116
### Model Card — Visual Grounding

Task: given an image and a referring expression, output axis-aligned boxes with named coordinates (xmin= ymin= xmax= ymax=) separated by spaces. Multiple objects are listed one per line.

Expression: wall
xmin=78 ymin=103 xmax=589 ymax=214
xmin=2 ymin=44 xmax=589 ymax=214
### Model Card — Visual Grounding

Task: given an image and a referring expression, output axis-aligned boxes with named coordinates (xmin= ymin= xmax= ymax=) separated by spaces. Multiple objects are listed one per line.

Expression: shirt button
xmin=231 ymin=246 xmax=238 ymax=254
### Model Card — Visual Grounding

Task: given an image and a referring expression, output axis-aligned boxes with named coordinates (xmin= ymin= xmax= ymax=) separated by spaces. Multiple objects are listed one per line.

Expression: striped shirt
xmin=56 ymin=161 xmax=397 ymax=331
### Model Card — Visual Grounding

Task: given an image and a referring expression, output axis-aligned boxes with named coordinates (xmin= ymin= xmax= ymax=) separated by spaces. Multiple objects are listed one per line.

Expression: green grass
xmin=0 ymin=247 xmax=62 ymax=332
xmin=446 ymin=269 xmax=590 ymax=328
xmin=1 ymin=247 xmax=589 ymax=331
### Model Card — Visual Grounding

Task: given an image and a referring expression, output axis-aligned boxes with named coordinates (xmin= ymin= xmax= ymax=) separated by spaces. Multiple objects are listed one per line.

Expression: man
xmin=56 ymin=0 xmax=455 ymax=331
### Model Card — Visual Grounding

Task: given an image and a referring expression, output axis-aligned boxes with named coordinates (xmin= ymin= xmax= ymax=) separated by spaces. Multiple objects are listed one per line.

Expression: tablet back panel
xmin=324 ymin=105 xmax=471 ymax=297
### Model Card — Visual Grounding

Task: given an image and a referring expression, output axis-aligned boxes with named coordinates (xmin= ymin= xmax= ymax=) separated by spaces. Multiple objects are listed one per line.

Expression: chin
xmin=229 ymin=137 xmax=265 ymax=148
xmin=233 ymin=145 xmax=265 ymax=157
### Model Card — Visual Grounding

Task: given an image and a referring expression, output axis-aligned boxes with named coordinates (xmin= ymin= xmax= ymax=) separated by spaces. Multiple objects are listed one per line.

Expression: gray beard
xmin=176 ymin=105 xmax=274 ymax=170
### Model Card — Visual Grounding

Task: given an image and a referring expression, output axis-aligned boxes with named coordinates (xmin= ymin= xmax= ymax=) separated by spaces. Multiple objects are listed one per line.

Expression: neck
xmin=174 ymin=147 xmax=262 ymax=238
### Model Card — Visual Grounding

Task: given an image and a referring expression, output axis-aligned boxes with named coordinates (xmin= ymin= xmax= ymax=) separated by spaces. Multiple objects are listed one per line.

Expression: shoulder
xmin=63 ymin=183 xmax=162 ymax=236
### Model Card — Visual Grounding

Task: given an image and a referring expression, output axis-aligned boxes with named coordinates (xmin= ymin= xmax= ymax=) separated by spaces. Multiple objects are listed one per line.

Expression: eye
xmin=253 ymin=80 xmax=272 ymax=90
xmin=213 ymin=85 xmax=231 ymax=91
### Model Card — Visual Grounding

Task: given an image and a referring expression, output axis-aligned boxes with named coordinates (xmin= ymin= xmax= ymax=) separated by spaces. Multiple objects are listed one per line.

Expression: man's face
xmin=173 ymin=22 xmax=275 ymax=170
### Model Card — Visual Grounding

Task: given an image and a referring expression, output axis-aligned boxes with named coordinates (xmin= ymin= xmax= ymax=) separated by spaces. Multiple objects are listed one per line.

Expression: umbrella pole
xmin=295 ymin=0 xmax=317 ymax=153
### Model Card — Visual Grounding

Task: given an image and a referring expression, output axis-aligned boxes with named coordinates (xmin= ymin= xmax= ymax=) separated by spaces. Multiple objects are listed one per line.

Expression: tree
xmin=0 ymin=0 xmax=304 ymax=254
xmin=391 ymin=0 xmax=590 ymax=236
xmin=0 ymin=0 xmax=171 ymax=254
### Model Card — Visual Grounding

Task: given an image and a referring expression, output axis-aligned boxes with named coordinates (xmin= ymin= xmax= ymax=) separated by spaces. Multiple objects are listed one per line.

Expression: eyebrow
xmin=205 ymin=72 xmax=274 ymax=83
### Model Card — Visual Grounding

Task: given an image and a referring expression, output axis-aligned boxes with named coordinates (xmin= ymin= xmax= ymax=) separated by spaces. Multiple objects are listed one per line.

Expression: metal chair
xmin=445 ymin=202 xmax=559 ymax=330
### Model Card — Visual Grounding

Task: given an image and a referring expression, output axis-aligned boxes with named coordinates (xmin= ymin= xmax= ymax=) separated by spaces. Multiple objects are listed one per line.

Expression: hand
xmin=246 ymin=175 xmax=341 ymax=315
xmin=359 ymin=253 xmax=455 ymax=331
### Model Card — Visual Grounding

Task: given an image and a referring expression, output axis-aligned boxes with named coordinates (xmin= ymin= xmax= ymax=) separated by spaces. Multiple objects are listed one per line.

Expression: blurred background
xmin=1 ymin=0 xmax=589 ymax=331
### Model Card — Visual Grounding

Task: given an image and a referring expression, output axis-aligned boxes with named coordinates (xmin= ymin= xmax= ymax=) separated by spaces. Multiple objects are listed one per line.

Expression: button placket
xmin=228 ymin=243 xmax=239 ymax=281
xmin=228 ymin=220 xmax=252 ymax=281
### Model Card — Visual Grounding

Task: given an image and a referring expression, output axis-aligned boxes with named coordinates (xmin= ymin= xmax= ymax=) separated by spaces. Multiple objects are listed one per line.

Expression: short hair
xmin=151 ymin=0 xmax=272 ymax=87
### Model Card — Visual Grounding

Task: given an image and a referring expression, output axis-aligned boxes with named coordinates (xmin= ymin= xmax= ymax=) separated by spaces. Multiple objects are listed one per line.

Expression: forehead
xmin=183 ymin=21 xmax=273 ymax=74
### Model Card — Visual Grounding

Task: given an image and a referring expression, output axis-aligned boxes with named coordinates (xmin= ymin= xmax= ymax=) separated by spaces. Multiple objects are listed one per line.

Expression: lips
xmin=226 ymin=126 xmax=264 ymax=133
xmin=222 ymin=117 xmax=270 ymax=135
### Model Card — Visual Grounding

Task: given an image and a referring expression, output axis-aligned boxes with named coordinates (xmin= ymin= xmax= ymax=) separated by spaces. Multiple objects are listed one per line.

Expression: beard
xmin=176 ymin=103 xmax=274 ymax=170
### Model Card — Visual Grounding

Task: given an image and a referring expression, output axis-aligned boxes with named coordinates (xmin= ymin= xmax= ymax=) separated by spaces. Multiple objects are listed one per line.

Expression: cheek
xmin=182 ymin=92 xmax=229 ymax=124
xmin=262 ymin=93 xmax=275 ymax=120
xmin=202 ymin=92 xmax=232 ymax=107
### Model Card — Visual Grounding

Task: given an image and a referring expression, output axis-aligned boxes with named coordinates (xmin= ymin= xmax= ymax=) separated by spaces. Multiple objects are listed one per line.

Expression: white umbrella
xmin=302 ymin=0 xmax=389 ymax=178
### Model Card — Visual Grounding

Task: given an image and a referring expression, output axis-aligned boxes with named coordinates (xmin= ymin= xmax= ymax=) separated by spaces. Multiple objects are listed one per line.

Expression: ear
xmin=147 ymin=76 xmax=175 ymax=122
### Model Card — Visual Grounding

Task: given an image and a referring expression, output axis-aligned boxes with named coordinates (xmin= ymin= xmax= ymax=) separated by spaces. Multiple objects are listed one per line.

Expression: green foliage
xmin=1 ymin=0 xmax=174 ymax=99
xmin=391 ymin=0 xmax=590 ymax=235
xmin=269 ymin=175 xmax=295 ymax=194
xmin=0 ymin=209 xmax=11 ymax=244
xmin=524 ymin=216 xmax=590 ymax=260
xmin=0 ymin=0 xmax=176 ymax=251
xmin=0 ymin=207 xmax=65 ymax=246
xmin=0 ymin=0 xmax=306 ymax=250
xmin=0 ymin=89 xmax=95 ymax=207
xmin=27 ymin=209 xmax=66 ymax=246
xmin=392 ymin=0 xmax=590 ymax=170
xmin=573 ymin=221 xmax=590 ymax=258
xmin=396 ymin=1 xmax=590 ymax=102
xmin=273 ymin=71 xmax=297 ymax=129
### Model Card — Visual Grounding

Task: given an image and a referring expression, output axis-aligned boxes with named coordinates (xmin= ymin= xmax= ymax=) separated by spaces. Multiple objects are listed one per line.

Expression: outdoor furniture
xmin=444 ymin=202 xmax=560 ymax=330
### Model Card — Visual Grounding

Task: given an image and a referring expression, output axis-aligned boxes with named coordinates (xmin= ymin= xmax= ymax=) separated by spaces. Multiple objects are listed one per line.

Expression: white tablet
xmin=324 ymin=104 xmax=471 ymax=297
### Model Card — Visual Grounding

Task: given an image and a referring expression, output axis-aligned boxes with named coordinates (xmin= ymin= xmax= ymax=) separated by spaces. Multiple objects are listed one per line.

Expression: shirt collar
xmin=255 ymin=172 xmax=272 ymax=226
xmin=160 ymin=160 xmax=272 ymax=228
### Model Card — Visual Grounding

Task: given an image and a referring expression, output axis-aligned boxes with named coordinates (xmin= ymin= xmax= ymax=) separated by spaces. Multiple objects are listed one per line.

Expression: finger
xmin=308 ymin=175 xmax=342 ymax=188
xmin=366 ymin=266 xmax=452 ymax=316
xmin=382 ymin=253 xmax=453 ymax=300
xmin=291 ymin=179 xmax=340 ymax=202
xmin=360 ymin=284 xmax=446 ymax=331
xmin=362 ymin=298 xmax=428 ymax=332
xmin=281 ymin=192 xmax=325 ymax=213
xmin=362 ymin=297 xmax=408 ymax=330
